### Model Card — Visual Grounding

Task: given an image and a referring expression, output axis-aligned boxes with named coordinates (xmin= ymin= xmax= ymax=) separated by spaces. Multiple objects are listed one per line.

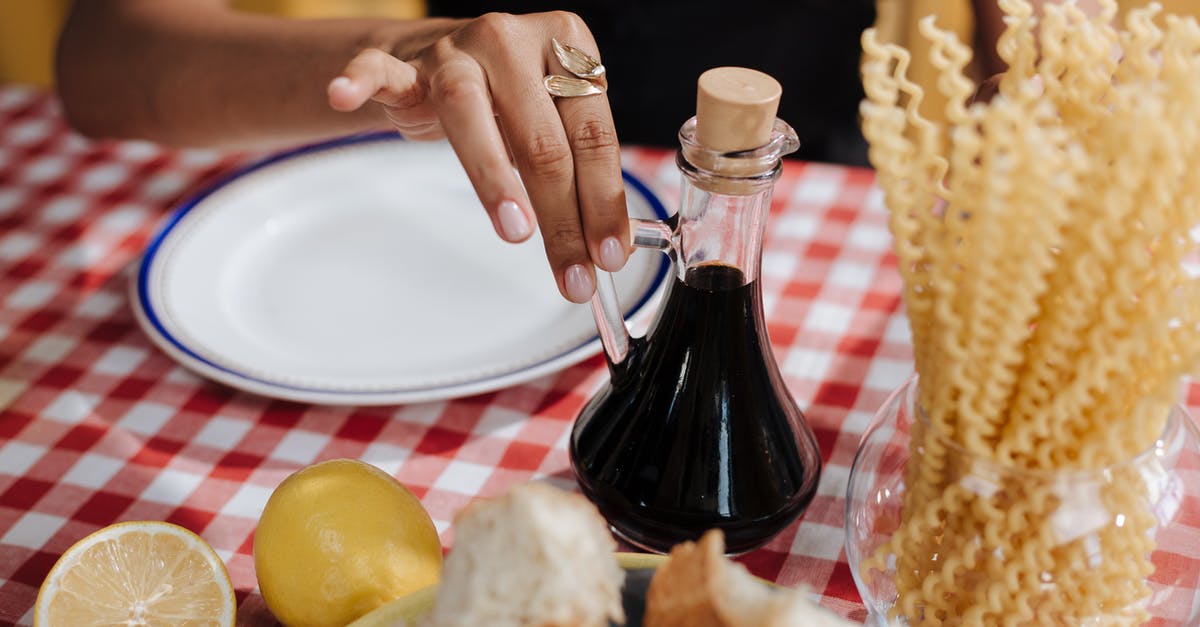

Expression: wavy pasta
xmin=859 ymin=1 xmax=1200 ymax=624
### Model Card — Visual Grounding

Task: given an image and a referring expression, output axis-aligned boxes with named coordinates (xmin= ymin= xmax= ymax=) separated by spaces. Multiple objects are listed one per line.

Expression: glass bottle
xmin=572 ymin=68 xmax=823 ymax=554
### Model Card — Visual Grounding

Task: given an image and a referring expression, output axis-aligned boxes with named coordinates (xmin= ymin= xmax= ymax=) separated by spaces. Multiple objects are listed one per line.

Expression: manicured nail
xmin=564 ymin=264 xmax=595 ymax=303
xmin=497 ymin=200 xmax=532 ymax=241
xmin=598 ymin=236 xmax=625 ymax=272
xmin=328 ymin=76 xmax=352 ymax=95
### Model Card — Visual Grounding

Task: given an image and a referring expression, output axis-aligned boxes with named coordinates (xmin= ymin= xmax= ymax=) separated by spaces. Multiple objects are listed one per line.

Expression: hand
xmin=327 ymin=12 xmax=630 ymax=304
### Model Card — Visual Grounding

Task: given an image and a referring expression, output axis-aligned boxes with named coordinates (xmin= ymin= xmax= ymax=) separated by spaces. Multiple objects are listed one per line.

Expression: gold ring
xmin=544 ymin=38 xmax=607 ymax=98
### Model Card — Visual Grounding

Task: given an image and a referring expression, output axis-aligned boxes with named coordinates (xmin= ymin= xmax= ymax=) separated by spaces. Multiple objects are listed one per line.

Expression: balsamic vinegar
xmin=570 ymin=263 xmax=822 ymax=554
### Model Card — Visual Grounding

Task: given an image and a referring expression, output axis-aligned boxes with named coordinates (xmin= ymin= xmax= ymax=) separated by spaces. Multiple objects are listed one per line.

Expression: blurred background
xmin=0 ymin=0 xmax=1194 ymax=141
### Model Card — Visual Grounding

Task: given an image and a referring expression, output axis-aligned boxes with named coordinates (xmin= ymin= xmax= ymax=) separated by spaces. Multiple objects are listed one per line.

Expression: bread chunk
xmin=420 ymin=483 xmax=625 ymax=627
xmin=644 ymin=530 xmax=854 ymax=627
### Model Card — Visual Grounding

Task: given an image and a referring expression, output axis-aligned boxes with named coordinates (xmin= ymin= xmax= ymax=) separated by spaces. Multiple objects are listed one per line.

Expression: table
xmin=0 ymin=82 xmax=1192 ymax=626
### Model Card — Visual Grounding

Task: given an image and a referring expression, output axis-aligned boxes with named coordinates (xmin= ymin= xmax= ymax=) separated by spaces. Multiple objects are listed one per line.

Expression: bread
xmin=418 ymin=482 xmax=625 ymax=627
xmin=644 ymin=530 xmax=855 ymax=627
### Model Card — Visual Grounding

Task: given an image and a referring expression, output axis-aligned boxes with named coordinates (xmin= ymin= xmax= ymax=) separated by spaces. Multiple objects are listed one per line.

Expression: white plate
xmin=132 ymin=133 xmax=670 ymax=405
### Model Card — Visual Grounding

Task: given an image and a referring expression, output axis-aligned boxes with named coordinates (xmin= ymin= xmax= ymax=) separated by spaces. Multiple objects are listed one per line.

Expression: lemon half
xmin=254 ymin=458 xmax=442 ymax=627
xmin=35 ymin=520 xmax=236 ymax=626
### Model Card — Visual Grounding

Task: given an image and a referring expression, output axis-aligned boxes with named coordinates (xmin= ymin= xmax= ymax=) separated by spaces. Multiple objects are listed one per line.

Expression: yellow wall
xmin=0 ymin=0 xmax=426 ymax=87
xmin=0 ymin=1 xmax=71 ymax=87
xmin=232 ymin=0 xmax=425 ymax=19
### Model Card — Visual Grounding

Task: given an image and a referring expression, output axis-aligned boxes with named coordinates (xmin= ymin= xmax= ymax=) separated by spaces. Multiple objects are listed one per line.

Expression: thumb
xmin=328 ymin=48 xmax=426 ymax=112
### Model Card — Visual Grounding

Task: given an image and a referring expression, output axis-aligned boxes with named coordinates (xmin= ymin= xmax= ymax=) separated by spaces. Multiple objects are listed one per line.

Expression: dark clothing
xmin=427 ymin=0 xmax=876 ymax=165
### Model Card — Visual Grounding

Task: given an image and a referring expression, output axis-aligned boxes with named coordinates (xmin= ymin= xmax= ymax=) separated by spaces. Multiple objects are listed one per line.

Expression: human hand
xmin=327 ymin=12 xmax=630 ymax=304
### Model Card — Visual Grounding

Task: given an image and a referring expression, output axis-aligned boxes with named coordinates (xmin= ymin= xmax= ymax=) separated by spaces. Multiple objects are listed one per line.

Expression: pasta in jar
xmin=859 ymin=0 xmax=1200 ymax=623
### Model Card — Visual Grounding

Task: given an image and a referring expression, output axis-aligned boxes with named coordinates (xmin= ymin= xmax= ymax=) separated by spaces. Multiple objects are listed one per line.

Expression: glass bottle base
xmin=576 ymin=470 xmax=818 ymax=555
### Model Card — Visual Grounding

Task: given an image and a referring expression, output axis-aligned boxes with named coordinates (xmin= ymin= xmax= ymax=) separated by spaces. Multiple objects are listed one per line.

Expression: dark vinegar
xmin=570 ymin=263 xmax=822 ymax=554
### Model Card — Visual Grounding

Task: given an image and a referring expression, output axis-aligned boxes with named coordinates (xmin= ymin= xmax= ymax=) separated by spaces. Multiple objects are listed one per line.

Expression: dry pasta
xmin=860 ymin=0 xmax=1200 ymax=624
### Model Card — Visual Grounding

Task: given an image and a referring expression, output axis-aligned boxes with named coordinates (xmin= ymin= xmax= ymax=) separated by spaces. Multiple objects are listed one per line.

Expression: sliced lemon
xmin=35 ymin=520 xmax=236 ymax=627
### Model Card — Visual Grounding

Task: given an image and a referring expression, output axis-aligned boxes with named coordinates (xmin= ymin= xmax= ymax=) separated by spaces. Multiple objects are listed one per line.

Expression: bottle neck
xmin=672 ymin=117 xmax=796 ymax=287
xmin=674 ymin=162 xmax=778 ymax=286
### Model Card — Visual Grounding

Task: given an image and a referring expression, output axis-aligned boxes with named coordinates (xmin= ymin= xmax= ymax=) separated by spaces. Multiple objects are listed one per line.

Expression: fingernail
xmin=497 ymin=200 xmax=532 ymax=241
xmin=328 ymin=76 xmax=352 ymax=95
xmin=564 ymin=264 xmax=595 ymax=303
xmin=598 ymin=236 xmax=626 ymax=272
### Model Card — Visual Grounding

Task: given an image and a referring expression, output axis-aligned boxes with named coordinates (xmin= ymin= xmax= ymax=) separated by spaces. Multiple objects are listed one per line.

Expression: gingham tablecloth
xmin=0 ymin=83 xmax=1195 ymax=626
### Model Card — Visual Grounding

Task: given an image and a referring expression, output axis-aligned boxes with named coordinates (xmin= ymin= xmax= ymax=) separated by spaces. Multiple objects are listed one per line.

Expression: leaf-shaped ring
xmin=544 ymin=38 xmax=607 ymax=98
xmin=552 ymin=39 xmax=605 ymax=80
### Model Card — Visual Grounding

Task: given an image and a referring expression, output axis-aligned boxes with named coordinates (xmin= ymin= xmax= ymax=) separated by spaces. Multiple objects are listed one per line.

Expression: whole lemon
xmin=254 ymin=458 xmax=442 ymax=627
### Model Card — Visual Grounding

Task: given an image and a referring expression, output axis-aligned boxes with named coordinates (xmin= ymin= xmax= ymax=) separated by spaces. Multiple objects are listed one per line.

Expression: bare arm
xmin=55 ymin=1 xmax=629 ymax=304
xmin=55 ymin=0 xmax=460 ymax=149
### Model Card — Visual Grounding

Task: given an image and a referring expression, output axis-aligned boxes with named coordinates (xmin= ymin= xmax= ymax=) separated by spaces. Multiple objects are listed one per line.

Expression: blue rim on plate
xmin=132 ymin=131 xmax=671 ymax=405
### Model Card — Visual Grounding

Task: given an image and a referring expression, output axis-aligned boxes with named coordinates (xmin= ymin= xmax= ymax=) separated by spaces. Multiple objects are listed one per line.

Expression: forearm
xmin=55 ymin=1 xmax=462 ymax=149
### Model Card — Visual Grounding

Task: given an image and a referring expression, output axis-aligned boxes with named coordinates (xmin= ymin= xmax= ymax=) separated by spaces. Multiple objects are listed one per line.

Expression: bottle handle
xmin=590 ymin=218 xmax=675 ymax=369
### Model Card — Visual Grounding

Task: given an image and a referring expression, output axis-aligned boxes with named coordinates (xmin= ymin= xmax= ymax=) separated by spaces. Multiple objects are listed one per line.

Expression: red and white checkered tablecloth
xmin=1 ymin=82 xmax=1197 ymax=626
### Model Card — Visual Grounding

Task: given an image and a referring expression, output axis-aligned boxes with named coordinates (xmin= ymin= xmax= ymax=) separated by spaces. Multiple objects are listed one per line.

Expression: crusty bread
xmin=644 ymin=530 xmax=855 ymax=627
xmin=419 ymin=482 xmax=625 ymax=627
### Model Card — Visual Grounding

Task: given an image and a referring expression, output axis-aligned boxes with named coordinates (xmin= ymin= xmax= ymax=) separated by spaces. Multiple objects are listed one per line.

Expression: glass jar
xmin=845 ymin=376 xmax=1200 ymax=626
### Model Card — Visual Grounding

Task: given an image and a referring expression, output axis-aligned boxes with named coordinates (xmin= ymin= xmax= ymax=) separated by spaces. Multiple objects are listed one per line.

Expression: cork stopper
xmin=695 ymin=67 xmax=782 ymax=152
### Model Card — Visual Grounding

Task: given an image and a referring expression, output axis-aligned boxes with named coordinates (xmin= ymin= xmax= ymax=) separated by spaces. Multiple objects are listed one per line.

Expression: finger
xmin=555 ymin=92 xmax=628 ymax=272
xmin=328 ymin=49 xmax=432 ymax=119
xmin=426 ymin=53 xmax=539 ymax=251
xmin=492 ymin=77 xmax=598 ymax=303
xmin=496 ymin=118 xmax=518 ymax=167
xmin=328 ymin=49 xmax=414 ymax=111
xmin=389 ymin=119 xmax=446 ymax=141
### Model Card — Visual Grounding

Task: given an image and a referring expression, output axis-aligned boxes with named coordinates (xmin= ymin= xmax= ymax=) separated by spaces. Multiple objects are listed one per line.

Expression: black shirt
xmin=426 ymin=0 xmax=876 ymax=165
